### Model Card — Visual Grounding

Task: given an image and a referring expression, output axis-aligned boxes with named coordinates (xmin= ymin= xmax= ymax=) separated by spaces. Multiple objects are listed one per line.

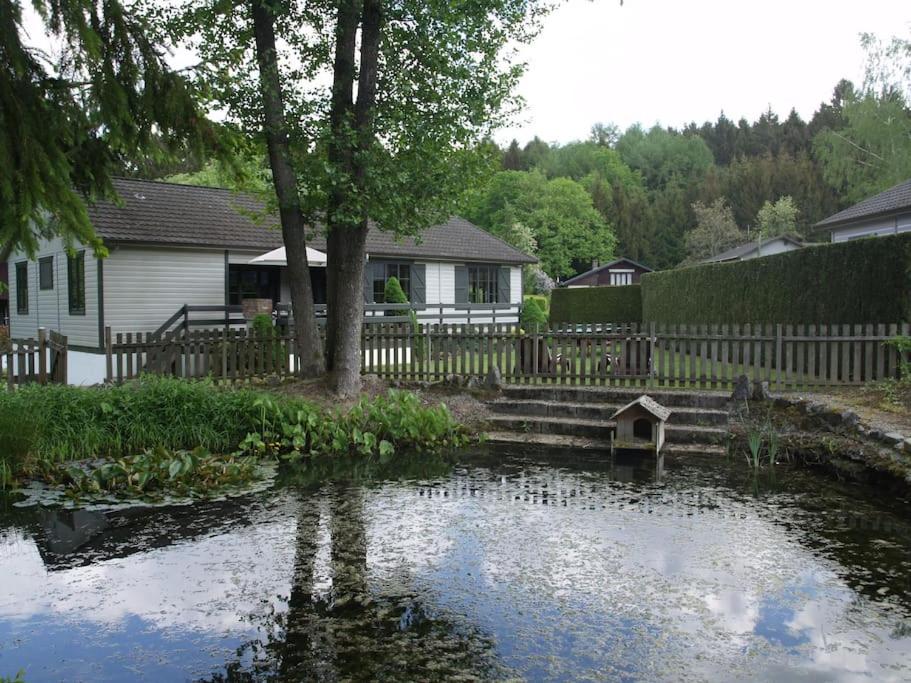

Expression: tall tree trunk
xmin=251 ymin=0 xmax=324 ymax=377
xmin=326 ymin=0 xmax=382 ymax=397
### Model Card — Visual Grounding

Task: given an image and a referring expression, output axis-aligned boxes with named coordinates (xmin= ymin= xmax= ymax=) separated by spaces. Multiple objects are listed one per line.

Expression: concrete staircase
xmin=485 ymin=385 xmax=730 ymax=457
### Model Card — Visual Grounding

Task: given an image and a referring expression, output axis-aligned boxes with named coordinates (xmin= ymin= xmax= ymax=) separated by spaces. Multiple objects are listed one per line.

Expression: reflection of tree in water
xmin=204 ymin=482 xmax=506 ymax=682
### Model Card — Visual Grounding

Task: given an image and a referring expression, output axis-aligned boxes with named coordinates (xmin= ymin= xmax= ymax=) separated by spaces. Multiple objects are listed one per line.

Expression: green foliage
xmin=520 ymin=298 xmax=548 ymax=327
xmin=0 ymin=378 xmax=472 ymax=491
xmin=641 ymin=233 xmax=911 ymax=324
xmin=235 ymin=390 xmax=470 ymax=461
xmin=0 ymin=671 xmax=24 ymax=683
xmin=756 ymin=196 xmax=800 ymax=238
xmin=683 ymin=198 xmax=743 ymax=264
xmin=815 ymin=33 xmax=911 ymax=203
xmin=550 ymin=286 xmax=642 ymax=325
xmin=523 ymin=294 xmax=549 ymax=313
xmin=384 ymin=276 xmax=408 ymax=305
xmin=0 ymin=404 xmax=38 ymax=490
xmin=50 ymin=447 xmax=259 ymax=500
xmin=886 ymin=335 xmax=911 ymax=380
xmin=1 ymin=0 xmax=225 ymax=260
xmin=462 ymin=170 xmax=616 ymax=278
xmin=252 ymin=314 xmax=275 ymax=338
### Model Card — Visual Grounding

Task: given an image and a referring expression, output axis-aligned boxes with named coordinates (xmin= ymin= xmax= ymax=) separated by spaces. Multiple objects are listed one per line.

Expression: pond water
xmin=1 ymin=449 xmax=910 ymax=682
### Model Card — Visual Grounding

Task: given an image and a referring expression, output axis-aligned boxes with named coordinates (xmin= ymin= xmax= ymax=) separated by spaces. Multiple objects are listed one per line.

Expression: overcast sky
xmin=500 ymin=0 xmax=910 ymax=145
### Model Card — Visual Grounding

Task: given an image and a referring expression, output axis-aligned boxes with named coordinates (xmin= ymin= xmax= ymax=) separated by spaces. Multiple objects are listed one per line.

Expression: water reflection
xmin=0 ymin=450 xmax=910 ymax=682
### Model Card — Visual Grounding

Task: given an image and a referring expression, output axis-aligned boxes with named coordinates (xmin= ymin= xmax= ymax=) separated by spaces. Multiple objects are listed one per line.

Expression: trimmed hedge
xmin=641 ymin=233 xmax=911 ymax=324
xmin=550 ymin=285 xmax=642 ymax=324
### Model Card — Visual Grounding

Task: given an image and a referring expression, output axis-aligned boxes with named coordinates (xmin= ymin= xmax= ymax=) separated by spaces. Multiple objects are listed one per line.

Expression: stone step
xmin=487 ymin=399 xmax=729 ymax=426
xmin=484 ymin=431 xmax=727 ymax=457
xmin=487 ymin=415 xmax=728 ymax=444
xmin=499 ymin=385 xmax=731 ymax=410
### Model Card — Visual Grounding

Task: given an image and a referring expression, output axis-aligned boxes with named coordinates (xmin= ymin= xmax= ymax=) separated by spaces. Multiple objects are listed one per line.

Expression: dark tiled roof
xmin=561 ymin=257 xmax=653 ymax=286
xmin=703 ymin=236 xmax=805 ymax=263
xmin=89 ymin=178 xmax=536 ymax=264
xmin=815 ymin=178 xmax=911 ymax=229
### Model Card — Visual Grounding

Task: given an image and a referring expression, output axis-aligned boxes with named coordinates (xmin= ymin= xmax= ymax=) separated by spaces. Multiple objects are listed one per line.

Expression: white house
xmin=702 ymin=235 xmax=806 ymax=264
xmin=814 ymin=177 xmax=911 ymax=243
xmin=7 ymin=178 xmax=535 ymax=360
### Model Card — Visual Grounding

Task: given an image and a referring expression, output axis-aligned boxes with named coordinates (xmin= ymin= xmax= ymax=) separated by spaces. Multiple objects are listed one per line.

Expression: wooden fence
xmin=105 ymin=327 xmax=300 ymax=383
xmin=101 ymin=321 xmax=910 ymax=389
xmin=4 ymin=328 xmax=68 ymax=389
xmin=361 ymin=322 xmax=911 ymax=389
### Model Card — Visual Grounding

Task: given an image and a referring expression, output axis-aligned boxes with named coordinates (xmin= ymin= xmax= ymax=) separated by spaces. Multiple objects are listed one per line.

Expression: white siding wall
xmin=407 ymin=263 xmax=520 ymax=324
xmin=8 ymin=236 xmax=100 ymax=348
xmin=748 ymin=239 xmax=802 ymax=259
xmin=104 ymin=247 xmax=226 ymax=334
xmin=829 ymin=213 xmax=911 ymax=242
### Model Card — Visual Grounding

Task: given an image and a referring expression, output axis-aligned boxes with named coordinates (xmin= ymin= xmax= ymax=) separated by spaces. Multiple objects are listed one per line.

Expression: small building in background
xmin=610 ymin=396 xmax=671 ymax=454
xmin=702 ymin=235 xmax=806 ymax=264
xmin=561 ymin=257 xmax=653 ymax=287
xmin=813 ymin=177 xmax=911 ymax=243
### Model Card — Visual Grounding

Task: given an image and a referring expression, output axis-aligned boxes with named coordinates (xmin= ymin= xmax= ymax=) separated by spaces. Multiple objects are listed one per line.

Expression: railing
xmin=151 ymin=304 xmax=247 ymax=339
xmin=361 ymin=321 xmax=911 ymax=389
xmin=105 ymin=327 xmax=299 ymax=384
xmin=3 ymin=327 xmax=68 ymax=389
xmin=278 ymin=302 xmax=520 ymax=327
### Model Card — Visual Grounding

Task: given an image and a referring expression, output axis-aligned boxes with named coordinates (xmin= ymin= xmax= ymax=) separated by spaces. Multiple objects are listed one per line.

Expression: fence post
xmin=105 ymin=326 xmax=113 ymax=383
xmin=775 ymin=323 xmax=783 ymax=392
xmin=648 ymin=321 xmax=656 ymax=386
xmin=37 ymin=327 xmax=47 ymax=385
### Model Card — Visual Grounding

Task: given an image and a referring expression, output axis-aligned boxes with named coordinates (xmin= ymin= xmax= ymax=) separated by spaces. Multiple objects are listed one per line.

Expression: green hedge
xmin=641 ymin=233 xmax=911 ymax=324
xmin=550 ymin=285 xmax=642 ymax=324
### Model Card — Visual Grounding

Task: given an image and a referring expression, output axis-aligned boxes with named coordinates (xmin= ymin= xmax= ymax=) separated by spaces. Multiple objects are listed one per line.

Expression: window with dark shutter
xmin=68 ymin=251 xmax=86 ymax=315
xmin=39 ymin=257 xmax=54 ymax=290
xmin=15 ymin=262 xmax=28 ymax=314
xmin=370 ymin=262 xmax=411 ymax=303
xmin=467 ymin=265 xmax=499 ymax=303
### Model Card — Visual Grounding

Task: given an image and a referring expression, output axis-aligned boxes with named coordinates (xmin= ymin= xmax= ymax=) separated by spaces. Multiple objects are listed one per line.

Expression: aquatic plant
xmin=767 ymin=429 xmax=780 ymax=467
xmin=51 ymin=446 xmax=260 ymax=500
xmin=746 ymin=429 xmax=763 ymax=470
xmin=0 ymin=671 xmax=25 ymax=683
xmin=235 ymin=390 xmax=470 ymax=460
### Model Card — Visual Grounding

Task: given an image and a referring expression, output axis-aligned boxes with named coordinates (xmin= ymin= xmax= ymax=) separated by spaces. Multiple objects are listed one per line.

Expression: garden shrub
xmin=641 ymin=233 xmax=911 ymax=324
xmin=384 ymin=276 xmax=408 ymax=315
xmin=520 ymin=298 xmax=548 ymax=328
xmin=550 ymin=285 xmax=642 ymax=324
xmin=523 ymin=294 xmax=549 ymax=314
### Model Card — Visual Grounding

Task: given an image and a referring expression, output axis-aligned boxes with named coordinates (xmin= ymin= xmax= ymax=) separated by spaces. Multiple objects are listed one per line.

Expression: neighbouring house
xmin=561 ymin=258 xmax=653 ymax=287
xmin=702 ymin=235 xmax=806 ymax=264
xmin=7 ymin=177 xmax=535 ymax=359
xmin=814 ymin=177 xmax=911 ymax=242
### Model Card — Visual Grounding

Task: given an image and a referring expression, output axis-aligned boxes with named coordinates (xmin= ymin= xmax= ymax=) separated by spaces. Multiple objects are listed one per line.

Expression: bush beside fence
xmin=550 ymin=285 xmax=642 ymax=325
xmin=641 ymin=233 xmax=911 ymax=325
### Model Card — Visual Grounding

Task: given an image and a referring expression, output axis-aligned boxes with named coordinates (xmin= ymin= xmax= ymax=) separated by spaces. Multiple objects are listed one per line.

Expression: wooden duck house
xmin=610 ymin=395 xmax=671 ymax=454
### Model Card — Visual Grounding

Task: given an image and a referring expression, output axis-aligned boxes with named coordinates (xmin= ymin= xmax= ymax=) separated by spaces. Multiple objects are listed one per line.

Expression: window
xmin=67 ymin=251 xmax=86 ymax=315
xmin=609 ymin=270 xmax=633 ymax=286
xmin=468 ymin=265 xmax=498 ymax=303
xmin=372 ymin=263 xmax=410 ymax=303
xmin=15 ymin=262 xmax=28 ymax=314
xmin=39 ymin=256 xmax=54 ymax=290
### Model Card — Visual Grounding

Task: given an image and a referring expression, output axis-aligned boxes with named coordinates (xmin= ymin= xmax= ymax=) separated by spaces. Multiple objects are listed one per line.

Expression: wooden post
xmin=774 ymin=324 xmax=782 ymax=392
xmin=37 ymin=327 xmax=47 ymax=385
xmin=105 ymin=327 xmax=113 ymax=382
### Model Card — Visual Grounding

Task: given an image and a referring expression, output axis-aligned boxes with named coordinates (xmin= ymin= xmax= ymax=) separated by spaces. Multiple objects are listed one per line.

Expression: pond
xmin=1 ymin=449 xmax=910 ymax=682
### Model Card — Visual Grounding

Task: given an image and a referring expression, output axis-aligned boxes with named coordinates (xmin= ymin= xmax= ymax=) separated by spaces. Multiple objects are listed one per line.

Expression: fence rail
xmin=4 ymin=328 xmax=68 ymax=389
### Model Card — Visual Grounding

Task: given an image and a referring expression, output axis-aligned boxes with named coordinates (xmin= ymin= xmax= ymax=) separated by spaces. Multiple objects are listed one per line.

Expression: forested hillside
xmin=463 ymin=33 xmax=911 ymax=277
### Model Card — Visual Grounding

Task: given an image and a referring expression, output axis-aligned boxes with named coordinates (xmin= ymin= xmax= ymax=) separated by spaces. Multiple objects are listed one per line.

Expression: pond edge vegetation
xmin=0 ymin=376 xmax=472 ymax=500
